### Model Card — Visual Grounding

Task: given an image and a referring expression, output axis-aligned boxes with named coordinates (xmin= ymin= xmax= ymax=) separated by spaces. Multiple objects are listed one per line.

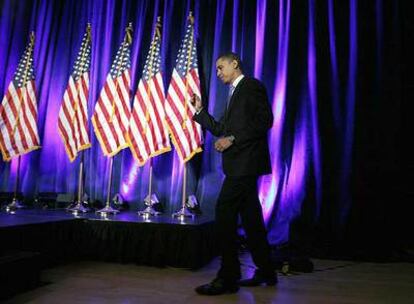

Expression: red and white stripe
xmin=165 ymin=68 xmax=203 ymax=162
xmin=129 ymin=72 xmax=170 ymax=165
xmin=58 ymin=72 xmax=91 ymax=161
xmin=92 ymin=71 xmax=131 ymax=156
xmin=0 ymin=81 xmax=40 ymax=161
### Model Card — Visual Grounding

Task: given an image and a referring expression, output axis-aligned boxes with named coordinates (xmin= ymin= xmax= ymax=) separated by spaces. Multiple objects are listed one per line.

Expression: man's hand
xmin=214 ymin=137 xmax=233 ymax=152
xmin=190 ymin=94 xmax=203 ymax=112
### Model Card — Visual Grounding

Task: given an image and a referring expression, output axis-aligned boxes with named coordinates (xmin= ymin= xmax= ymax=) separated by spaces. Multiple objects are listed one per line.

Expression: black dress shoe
xmin=195 ymin=278 xmax=239 ymax=295
xmin=238 ymin=271 xmax=277 ymax=287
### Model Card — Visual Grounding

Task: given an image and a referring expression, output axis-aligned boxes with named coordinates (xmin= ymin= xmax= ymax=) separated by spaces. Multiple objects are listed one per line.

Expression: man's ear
xmin=232 ymin=59 xmax=239 ymax=70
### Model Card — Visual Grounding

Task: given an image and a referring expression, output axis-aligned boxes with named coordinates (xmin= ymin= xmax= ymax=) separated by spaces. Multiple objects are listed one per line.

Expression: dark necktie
xmin=227 ymin=85 xmax=235 ymax=109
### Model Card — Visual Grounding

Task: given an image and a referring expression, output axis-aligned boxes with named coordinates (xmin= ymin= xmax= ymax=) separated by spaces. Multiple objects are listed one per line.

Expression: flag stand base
xmin=5 ymin=198 xmax=25 ymax=212
xmin=69 ymin=201 xmax=90 ymax=214
xmin=96 ymin=205 xmax=119 ymax=215
xmin=137 ymin=206 xmax=161 ymax=216
xmin=172 ymin=206 xmax=195 ymax=219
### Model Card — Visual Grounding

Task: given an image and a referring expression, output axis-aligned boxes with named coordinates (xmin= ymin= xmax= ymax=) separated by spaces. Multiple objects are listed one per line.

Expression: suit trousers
xmin=215 ymin=175 xmax=273 ymax=282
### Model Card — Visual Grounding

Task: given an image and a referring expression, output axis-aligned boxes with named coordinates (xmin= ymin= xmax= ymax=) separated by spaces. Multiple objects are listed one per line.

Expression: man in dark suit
xmin=192 ymin=52 xmax=276 ymax=296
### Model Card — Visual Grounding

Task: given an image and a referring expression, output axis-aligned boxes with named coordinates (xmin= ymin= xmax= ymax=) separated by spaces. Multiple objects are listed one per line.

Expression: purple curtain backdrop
xmin=0 ymin=0 xmax=390 ymax=245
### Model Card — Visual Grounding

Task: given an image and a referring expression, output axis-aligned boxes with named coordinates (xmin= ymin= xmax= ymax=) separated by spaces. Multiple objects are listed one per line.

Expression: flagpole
xmin=180 ymin=163 xmax=192 ymax=216
xmin=182 ymin=163 xmax=187 ymax=209
xmin=172 ymin=163 xmax=194 ymax=218
xmin=149 ymin=159 xmax=153 ymax=198
xmin=96 ymin=156 xmax=119 ymax=215
xmin=138 ymin=17 xmax=162 ymax=217
xmin=67 ymin=24 xmax=91 ymax=214
xmin=69 ymin=151 xmax=89 ymax=214
xmin=6 ymin=32 xmax=36 ymax=211
xmin=138 ymin=158 xmax=161 ymax=216
xmin=173 ymin=12 xmax=196 ymax=219
xmin=5 ymin=156 xmax=24 ymax=211
xmin=106 ymin=157 xmax=114 ymax=208
xmin=96 ymin=24 xmax=133 ymax=216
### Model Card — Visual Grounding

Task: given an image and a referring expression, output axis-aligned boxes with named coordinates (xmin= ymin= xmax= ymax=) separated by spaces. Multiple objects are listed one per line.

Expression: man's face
xmin=216 ymin=58 xmax=238 ymax=85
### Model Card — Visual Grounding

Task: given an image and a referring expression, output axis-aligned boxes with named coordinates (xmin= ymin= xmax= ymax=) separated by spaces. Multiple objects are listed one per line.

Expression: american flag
xmin=92 ymin=24 xmax=133 ymax=157
xmin=58 ymin=24 xmax=92 ymax=162
xmin=165 ymin=14 xmax=203 ymax=162
xmin=0 ymin=32 xmax=40 ymax=161
xmin=128 ymin=19 xmax=171 ymax=165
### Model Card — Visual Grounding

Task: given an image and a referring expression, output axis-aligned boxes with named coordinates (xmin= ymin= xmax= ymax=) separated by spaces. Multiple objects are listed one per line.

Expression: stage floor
xmin=0 ymin=208 xmax=213 ymax=228
xmin=0 ymin=208 xmax=217 ymax=270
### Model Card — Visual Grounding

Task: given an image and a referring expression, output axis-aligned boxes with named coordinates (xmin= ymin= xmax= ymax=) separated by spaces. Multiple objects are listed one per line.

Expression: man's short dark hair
xmin=218 ymin=52 xmax=243 ymax=71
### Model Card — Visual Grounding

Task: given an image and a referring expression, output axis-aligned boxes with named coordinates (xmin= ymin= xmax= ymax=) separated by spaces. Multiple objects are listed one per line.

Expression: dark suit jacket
xmin=193 ymin=77 xmax=273 ymax=177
